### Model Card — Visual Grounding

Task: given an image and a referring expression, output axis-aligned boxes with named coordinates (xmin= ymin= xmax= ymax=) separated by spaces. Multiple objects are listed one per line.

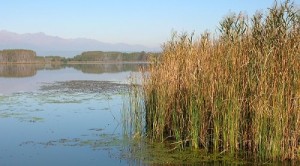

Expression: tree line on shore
xmin=0 ymin=49 xmax=160 ymax=63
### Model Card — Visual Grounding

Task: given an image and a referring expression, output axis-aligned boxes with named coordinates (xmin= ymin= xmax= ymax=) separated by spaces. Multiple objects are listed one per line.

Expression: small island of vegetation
xmin=0 ymin=49 xmax=37 ymax=63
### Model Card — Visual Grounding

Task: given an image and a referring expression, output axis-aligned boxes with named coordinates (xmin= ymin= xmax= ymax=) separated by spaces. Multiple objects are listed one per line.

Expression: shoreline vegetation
xmin=0 ymin=50 xmax=160 ymax=64
xmin=129 ymin=0 xmax=300 ymax=163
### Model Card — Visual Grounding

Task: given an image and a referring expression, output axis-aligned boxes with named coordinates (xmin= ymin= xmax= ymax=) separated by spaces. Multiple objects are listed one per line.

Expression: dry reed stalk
xmin=129 ymin=0 xmax=300 ymax=162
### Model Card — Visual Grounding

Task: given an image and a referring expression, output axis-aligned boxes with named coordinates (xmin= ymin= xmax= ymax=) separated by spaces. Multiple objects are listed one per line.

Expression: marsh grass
xmin=129 ymin=0 xmax=300 ymax=162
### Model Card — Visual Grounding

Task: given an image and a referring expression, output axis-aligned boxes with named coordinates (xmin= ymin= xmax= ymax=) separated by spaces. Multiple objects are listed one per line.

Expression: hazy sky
xmin=1 ymin=0 xmax=299 ymax=48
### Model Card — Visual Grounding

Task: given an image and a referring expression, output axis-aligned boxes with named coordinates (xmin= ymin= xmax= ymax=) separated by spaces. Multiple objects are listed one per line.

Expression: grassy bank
xmin=131 ymin=0 xmax=300 ymax=162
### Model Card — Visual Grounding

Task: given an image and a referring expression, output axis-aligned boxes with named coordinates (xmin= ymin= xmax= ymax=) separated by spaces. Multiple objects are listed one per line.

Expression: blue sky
xmin=1 ymin=0 xmax=299 ymax=48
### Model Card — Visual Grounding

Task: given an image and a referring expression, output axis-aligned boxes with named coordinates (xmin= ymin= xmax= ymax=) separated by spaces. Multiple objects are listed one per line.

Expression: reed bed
xmin=129 ymin=0 xmax=300 ymax=162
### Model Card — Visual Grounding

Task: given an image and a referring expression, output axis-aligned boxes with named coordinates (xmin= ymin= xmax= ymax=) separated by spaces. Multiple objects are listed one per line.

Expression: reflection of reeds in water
xmin=0 ymin=64 xmax=65 ymax=77
xmin=0 ymin=63 xmax=145 ymax=78
xmin=128 ymin=0 xmax=300 ymax=162
xmin=0 ymin=64 xmax=38 ymax=77
xmin=69 ymin=63 xmax=147 ymax=74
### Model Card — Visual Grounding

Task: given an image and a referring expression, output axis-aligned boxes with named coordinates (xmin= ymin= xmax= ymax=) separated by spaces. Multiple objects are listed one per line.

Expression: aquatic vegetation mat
xmin=121 ymin=139 xmax=251 ymax=165
xmin=40 ymin=80 xmax=128 ymax=94
xmin=20 ymin=134 xmax=122 ymax=150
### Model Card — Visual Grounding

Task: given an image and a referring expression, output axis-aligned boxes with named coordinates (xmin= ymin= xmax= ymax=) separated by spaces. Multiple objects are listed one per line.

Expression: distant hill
xmin=0 ymin=30 xmax=160 ymax=57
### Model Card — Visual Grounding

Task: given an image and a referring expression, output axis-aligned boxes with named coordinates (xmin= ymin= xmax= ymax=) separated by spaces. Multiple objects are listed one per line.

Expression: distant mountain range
xmin=0 ymin=30 xmax=160 ymax=57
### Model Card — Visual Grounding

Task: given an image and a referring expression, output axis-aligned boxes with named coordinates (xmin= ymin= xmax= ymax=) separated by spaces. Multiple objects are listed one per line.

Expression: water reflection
xmin=0 ymin=64 xmax=39 ymax=77
xmin=0 ymin=63 xmax=146 ymax=78
xmin=69 ymin=63 xmax=145 ymax=74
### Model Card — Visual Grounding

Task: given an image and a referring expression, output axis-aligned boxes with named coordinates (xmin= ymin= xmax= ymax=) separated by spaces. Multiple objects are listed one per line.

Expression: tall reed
xmin=132 ymin=0 xmax=300 ymax=161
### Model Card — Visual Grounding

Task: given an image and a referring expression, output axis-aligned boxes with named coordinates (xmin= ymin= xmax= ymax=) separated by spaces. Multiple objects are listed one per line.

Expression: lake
xmin=0 ymin=63 xmax=144 ymax=165
xmin=2 ymin=63 xmax=283 ymax=165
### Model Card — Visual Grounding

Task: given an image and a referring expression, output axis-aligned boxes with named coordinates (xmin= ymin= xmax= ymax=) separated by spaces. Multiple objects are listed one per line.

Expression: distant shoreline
xmin=0 ymin=49 xmax=160 ymax=64
xmin=0 ymin=61 xmax=150 ymax=65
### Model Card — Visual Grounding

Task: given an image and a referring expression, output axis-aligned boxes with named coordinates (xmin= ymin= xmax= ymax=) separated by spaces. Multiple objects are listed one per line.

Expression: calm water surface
xmin=0 ymin=63 xmax=142 ymax=166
